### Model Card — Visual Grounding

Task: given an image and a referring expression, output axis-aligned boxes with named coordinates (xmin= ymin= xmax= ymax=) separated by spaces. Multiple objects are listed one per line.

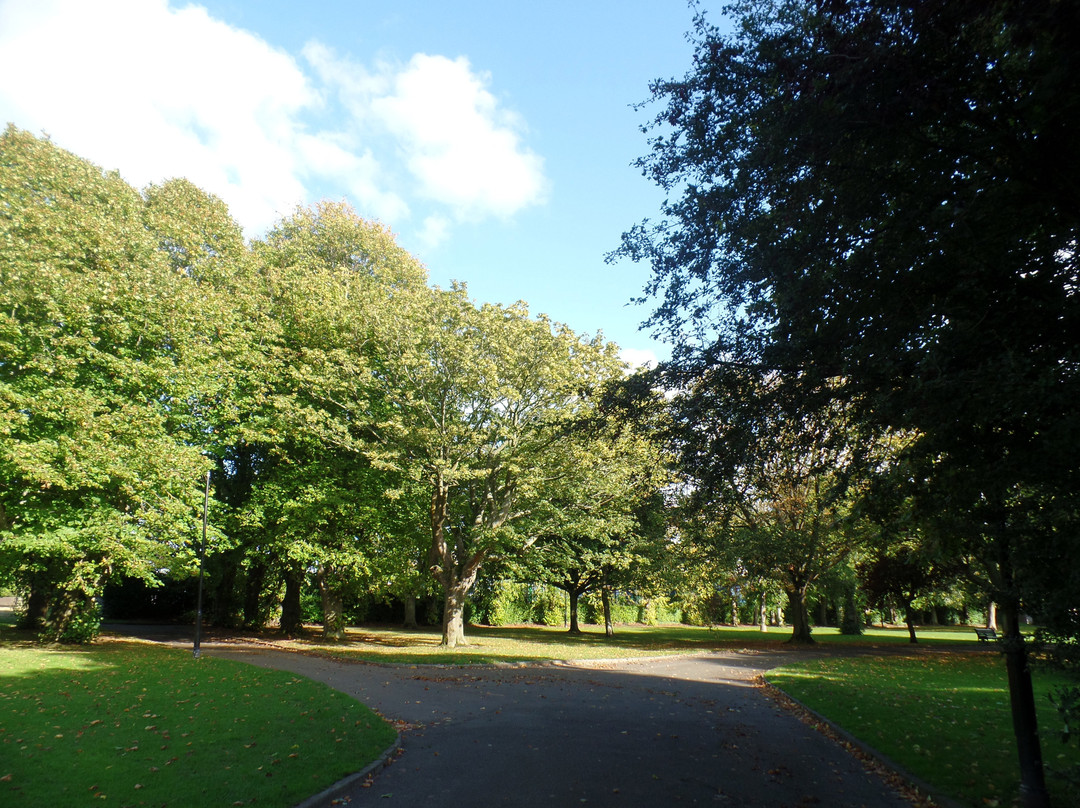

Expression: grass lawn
xmin=766 ymin=652 xmax=1080 ymax=808
xmin=0 ymin=636 xmax=397 ymax=807
xmin=263 ymin=621 xmax=991 ymax=665
xmin=5 ymin=613 xmax=1068 ymax=808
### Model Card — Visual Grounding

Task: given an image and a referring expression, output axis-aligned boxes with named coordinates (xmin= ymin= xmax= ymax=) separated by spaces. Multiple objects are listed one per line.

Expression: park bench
xmin=974 ymin=627 xmax=998 ymax=642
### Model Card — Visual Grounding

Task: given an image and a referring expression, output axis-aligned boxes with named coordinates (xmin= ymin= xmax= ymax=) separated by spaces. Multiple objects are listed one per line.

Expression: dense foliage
xmin=0 ymin=125 xmax=671 ymax=648
xmin=615 ymin=1 xmax=1079 ymax=804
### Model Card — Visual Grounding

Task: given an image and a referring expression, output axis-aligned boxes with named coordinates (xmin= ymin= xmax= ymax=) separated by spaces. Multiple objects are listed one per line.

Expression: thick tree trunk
xmin=317 ymin=566 xmax=345 ymax=640
xmin=987 ymin=601 xmax=998 ymax=631
xmin=786 ymin=586 xmax=814 ymax=644
xmin=436 ymin=562 xmax=482 ymax=647
xmin=568 ymin=588 xmax=581 ymax=634
xmin=429 ymin=474 xmax=487 ymax=648
xmin=403 ymin=594 xmax=418 ymax=629
xmin=999 ymin=601 xmax=1049 ymax=808
xmin=442 ymin=583 xmax=471 ymax=647
xmin=279 ymin=568 xmax=304 ymax=636
xmin=759 ymin=592 xmax=768 ymax=632
xmin=19 ymin=585 xmax=48 ymax=632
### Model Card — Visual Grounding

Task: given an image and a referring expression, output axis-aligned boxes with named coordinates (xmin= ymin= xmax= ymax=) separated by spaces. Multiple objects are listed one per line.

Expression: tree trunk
xmin=430 ymin=475 xmax=474 ymax=648
xmin=786 ymin=586 xmax=814 ymax=644
xmin=19 ymin=584 xmax=48 ymax=632
xmin=568 ymin=588 xmax=581 ymax=634
xmin=317 ymin=566 xmax=345 ymax=640
xmin=403 ymin=594 xmax=418 ymax=629
xmin=441 ymin=582 xmax=471 ymax=647
xmin=758 ymin=592 xmax=768 ymax=632
xmin=601 ymin=586 xmax=614 ymax=638
xmin=988 ymin=601 xmax=998 ymax=631
xmin=436 ymin=558 xmax=483 ymax=647
xmin=904 ymin=601 xmax=918 ymax=643
xmin=279 ymin=568 xmax=304 ymax=636
xmin=999 ymin=600 xmax=1050 ymax=808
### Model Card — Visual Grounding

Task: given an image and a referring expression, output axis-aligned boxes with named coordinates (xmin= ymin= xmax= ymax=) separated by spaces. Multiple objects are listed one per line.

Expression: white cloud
xmin=306 ymin=48 xmax=548 ymax=223
xmin=418 ymin=214 xmax=452 ymax=249
xmin=0 ymin=0 xmax=546 ymax=238
xmin=371 ymin=54 xmax=548 ymax=219
xmin=619 ymin=348 xmax=659 ymax=371
xmin=0 ymin=0 xmax=315 ymax=232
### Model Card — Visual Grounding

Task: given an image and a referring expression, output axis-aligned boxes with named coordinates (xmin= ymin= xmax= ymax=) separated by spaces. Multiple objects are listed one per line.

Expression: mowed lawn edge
xmin=765 ymin=652 xmax=1079 ymax=808
xmin=0 ymin=637 xmax=397 ymax=807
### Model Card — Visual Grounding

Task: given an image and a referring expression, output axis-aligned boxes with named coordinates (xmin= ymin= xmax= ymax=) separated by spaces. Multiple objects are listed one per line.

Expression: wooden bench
xmin=974 ymin=627 xmax=998 ymax=642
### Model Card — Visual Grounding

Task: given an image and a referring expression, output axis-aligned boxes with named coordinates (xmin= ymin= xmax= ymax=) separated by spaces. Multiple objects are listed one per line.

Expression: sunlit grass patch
xmin=0 ymin=638 xmax=396 ymax=807
xmin=766 ymin=652 xmax=1079 ymax=807
xmin=250 ymin=621 xmax=1010 ymax=665
xmin=269 ymin=621 xmax=1000 ymax=665
xmin=271 ymin=622 xmax=790 ymax=664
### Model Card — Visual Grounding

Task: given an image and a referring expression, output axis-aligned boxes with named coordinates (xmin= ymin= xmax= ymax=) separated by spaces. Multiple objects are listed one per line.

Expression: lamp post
xmin=193 ymin=470 xmax=210 ymax=659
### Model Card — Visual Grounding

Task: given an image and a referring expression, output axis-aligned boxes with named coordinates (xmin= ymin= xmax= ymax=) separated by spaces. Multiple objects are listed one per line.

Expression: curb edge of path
xmin=292 ymin=735 xmax=402 ymax=808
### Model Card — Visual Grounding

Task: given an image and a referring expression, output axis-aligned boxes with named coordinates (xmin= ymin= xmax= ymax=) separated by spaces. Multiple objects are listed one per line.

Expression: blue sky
xmin=0 ymin=0 xmax=724 ymax=365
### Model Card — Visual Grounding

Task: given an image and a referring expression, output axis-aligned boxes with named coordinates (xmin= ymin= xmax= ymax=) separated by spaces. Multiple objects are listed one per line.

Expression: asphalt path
xmin=183 ymin=640 xmax=918 ymax=808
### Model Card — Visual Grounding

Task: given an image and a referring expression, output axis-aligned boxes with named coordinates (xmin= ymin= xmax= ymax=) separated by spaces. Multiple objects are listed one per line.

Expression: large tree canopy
xmin=616 ymin=2 xmax=1079 ymax=804
xmin=0 ymin=127 xmax=217 ymax=640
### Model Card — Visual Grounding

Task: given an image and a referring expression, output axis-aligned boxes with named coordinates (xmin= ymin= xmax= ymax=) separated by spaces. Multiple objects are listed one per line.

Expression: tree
xmin=247 ymin=202 xmax=431 ymax=637
xmin=369 ymin=284 xmax=614 ymax=647
xmin=616 ymin=3 xmax=1079 ymax=802
xmin=0 ymin=128 xmax=216 ymax=640
xmin=519 ymin=384 xmax=673 ymax=635
xmin=141 ymin=177 xmax=276 ymax=630
xmin=859 ymin=541 xmax=959 ymax=643
xmin=671 ymin=366 xmax=871 ymax=643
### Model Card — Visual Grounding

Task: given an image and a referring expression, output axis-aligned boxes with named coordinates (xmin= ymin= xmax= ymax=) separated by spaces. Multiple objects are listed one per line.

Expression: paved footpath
xmin=200 ymin=643 xmax=918 ymax=808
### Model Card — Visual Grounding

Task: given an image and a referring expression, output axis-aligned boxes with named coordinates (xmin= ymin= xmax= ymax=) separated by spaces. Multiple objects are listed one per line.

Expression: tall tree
xmin=672 ymin=366 xmax=871 ymax=643
xmin=249 ymin=202 xmax=430 ymax=636
xmin=0 ymin=128 xmax=216 ymax=640
xmin=615 ymin=3 xmax=1079 ymax=803
xmin=369 ymin=284 xmax=612 ymax=647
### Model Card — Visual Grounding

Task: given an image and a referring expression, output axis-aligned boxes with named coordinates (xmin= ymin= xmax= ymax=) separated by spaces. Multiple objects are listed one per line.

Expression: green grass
xmin=0 ymin=637 xmax=397 ymax=807
xmin=272 ymin=623 xmax=756 ymax=664
xmin=265 ymin=621 xmax=994 ymax=664
xmin=2 ymin=613 xmax=1058 ymax=807
xmin=766 ymin=652 xmax=1080 ymax=807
